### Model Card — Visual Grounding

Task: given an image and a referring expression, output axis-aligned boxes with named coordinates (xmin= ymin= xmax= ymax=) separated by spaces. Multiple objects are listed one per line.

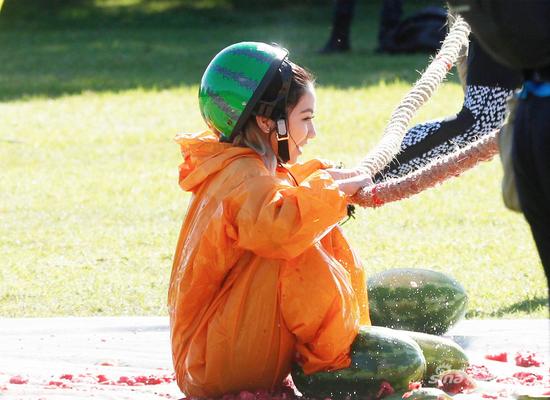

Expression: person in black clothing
xmin=446 ymin=0 xmax=550 ymax=290
xmin=319 ymin=0 xmax=357 ymax=53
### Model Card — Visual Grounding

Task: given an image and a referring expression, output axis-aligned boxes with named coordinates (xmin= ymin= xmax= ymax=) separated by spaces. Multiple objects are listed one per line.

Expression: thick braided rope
xmin=357 ymin=16 xmax=471 ymax=176
xmin=352 ymin=129 xmax=499 ymax=207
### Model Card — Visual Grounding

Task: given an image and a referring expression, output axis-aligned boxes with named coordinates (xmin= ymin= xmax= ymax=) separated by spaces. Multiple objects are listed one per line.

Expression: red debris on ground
xmin=85 ymin=373 xmax=176 ymax=386
xmin=466 ymin=364 xmax=495 ymax=381
xmin=375 ymin=380 xmax=395 ymax=398
xmin=505 ymin=371 xmax=544 ymax=386
xmin=515 ymin=351 xmax=543 ymax=368
xmin=400 ymin=383 xmax=423 ymax=400
xmin=9 ymin=375 xmax=29 ymax=385
xmin=512 ymin=371 xmax=543 ymax=382
xmin=481 ymin=394 xmax=498 ymax=399
xmin=59 ymin=374 xmax=73 ymax=381
xmin=437 ymin=370 xmax=476 ymax=394
xmin=485 ymin=352 xmax=508 ymax=363
xmin=495 ymin=371 xmax=544 ymax=387
xmin=185 ymin=377 xmax=297 ymax=400
xmin=47 ymin=380 xmax=72 ymax=389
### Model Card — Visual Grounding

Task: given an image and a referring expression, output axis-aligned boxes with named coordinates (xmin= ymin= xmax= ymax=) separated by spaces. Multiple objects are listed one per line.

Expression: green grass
xmin=0 ymin=1 xmax=547 ymax=318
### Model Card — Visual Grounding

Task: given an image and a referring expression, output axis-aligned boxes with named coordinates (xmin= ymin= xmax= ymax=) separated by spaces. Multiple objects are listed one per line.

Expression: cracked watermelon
xmin=292 ymin=326 xmax=426 ymax=398
xmin=367 ymin=268 xmax=468 ymax=335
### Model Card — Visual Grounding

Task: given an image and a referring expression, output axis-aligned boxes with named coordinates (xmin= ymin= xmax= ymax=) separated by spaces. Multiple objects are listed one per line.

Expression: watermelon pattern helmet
xmin=199 ymin=42 xmax=289 ymax=141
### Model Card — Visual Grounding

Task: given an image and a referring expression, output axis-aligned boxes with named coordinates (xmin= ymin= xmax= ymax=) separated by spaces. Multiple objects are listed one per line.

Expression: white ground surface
xmin=0 ymin=317 xmax=548 ymax=399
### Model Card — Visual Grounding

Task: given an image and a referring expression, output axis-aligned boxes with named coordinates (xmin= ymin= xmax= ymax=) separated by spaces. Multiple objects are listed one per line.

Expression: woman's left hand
xmin=325 ymin=167 xmax=365 ymax=181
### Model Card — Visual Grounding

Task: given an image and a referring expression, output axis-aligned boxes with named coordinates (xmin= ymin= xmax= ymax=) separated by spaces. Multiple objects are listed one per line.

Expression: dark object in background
xmin=377 ymin=0 xmax=403 ymax=50
xmin=447 ymin=0 xmax=550 ymax=70
xmin=320 ymin=0 xmax=446 ymax=54
xmin=377 ymin=5 xmax=447 ymax=54
xmin=319 ymin=0 xmax=356 ymax=53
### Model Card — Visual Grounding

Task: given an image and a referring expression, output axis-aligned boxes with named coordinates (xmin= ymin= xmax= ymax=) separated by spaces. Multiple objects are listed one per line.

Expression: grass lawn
xmin=0 ymin=1 xmax=547 ymax=318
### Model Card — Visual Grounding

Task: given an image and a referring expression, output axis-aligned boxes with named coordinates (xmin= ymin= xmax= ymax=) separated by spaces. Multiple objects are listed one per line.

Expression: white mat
xmin=1 ymin=317 xmax=548 ymax=399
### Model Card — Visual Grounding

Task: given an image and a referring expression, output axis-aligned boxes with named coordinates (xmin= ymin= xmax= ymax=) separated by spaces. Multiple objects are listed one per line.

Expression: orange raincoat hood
xmin=169 ymin=130 xmax=371 ymax=398
xmin=176 ymin=130 xmax=256 ymax=193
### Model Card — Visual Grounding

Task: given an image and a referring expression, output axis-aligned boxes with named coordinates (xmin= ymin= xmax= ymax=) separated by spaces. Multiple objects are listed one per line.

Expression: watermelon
xmin=385 ymin=387 xmax=453 ymax=399
xmin=368 ymin=268 xmax=468 ymax=334
xmin=292 ymin=326 xmax=426 ymax=398
xmin=399 ymin=329 xmax=469 ymax=383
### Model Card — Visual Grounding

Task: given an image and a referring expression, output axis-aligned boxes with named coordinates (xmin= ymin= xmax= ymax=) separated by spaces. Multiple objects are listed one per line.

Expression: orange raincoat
xmin=168 ymin=131 xmax=371 ymax=398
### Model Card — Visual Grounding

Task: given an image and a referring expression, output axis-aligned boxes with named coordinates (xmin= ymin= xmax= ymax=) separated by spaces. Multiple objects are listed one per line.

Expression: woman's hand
xmin=334 ymin=174 xmax=373 ymax=197
xmin=325 ymin=167 xmax=365 ymax=180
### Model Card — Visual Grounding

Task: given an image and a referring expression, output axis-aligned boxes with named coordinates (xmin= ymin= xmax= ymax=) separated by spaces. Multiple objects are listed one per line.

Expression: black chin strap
xmin=275 ymin=61 xmax=292 ymax=163
xmin=276 ymin=119 xmax=290 ymax=163
xmin=255 ymin=59 xmax=293 ymax=163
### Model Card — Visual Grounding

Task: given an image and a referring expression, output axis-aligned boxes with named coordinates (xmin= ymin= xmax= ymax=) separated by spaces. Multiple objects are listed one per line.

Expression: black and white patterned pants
xmin=374 ymin=84 xmax=514 ymax=182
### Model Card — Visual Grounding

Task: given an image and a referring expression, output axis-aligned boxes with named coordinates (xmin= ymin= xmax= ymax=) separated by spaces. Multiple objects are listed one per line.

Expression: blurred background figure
xmin=319 ymin=0 xmax=447 ymax=54
xmin=319 ymin=0 xmax=356 ymax=53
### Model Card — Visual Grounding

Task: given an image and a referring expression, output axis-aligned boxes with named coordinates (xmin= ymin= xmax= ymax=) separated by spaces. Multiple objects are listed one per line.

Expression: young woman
xmin=168 ymin=42 xmax=373 ymax=398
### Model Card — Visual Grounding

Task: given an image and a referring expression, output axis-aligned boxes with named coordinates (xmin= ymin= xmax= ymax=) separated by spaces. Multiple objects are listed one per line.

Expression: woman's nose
xmin=308 ymin=123 xmax=317 ymax=139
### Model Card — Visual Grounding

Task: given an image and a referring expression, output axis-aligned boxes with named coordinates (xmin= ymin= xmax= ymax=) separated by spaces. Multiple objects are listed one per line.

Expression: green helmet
xmin=199 ymin=42 xmax=289 ymax=141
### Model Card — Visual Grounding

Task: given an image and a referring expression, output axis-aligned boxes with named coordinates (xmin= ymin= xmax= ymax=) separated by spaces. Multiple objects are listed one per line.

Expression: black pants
xmin=328 ymin=0 xmax=402 ymax=47
xmin=512 ymin=94 xmax=550 ymax=290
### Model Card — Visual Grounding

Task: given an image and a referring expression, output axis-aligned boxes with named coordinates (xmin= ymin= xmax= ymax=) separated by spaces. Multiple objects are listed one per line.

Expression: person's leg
xmin=319 ymin=0 xmax=356 ymax=53
xmin=374 ymin=38 xmax=521 ymax=181
xmin=512 ymin=95 xmax=550 ymax=289
xmin=377 ymin=0 xmax=403 ymax=52
xmin=374 ymin=85 xmax=514 ymax=181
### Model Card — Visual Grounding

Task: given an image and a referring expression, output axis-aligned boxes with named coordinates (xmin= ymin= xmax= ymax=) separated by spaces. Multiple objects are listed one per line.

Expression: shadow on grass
xmin=467 ymin=296 xmax=549 ymax=319
xmin=489 ymin=297 xmax=549 ymax=318
xmin=0 ymin=1 xmax=446 ymax=101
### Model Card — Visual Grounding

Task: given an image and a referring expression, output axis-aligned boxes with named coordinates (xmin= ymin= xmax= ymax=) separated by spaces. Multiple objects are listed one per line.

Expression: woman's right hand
xmin=334 ymin=173 xmax=373 ymax=197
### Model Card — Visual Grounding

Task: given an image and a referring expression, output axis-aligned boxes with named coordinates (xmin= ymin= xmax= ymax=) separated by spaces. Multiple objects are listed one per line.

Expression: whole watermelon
xmin=369 ymin=327 xmax=469 ymax=383
xmin=368 ymin=268 xmax=468 ymax=335
xmin=292 ymin=326 xmax=426 ymax=398
xmin=402 ymin=329 xmax=469 ymax=383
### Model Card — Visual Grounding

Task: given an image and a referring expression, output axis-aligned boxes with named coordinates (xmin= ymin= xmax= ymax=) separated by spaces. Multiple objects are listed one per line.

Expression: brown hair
xmin=260 ymin=60 xmax=315 ymax=112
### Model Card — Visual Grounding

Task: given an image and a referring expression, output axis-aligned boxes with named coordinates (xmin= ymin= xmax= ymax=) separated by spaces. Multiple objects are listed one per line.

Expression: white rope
xmin=357 ymin=16 xmax=471 ymax=177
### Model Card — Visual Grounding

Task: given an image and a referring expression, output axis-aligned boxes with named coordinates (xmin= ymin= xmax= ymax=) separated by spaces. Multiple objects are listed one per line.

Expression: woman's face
xmin=271 ymin=85 xmax=317 ymax=164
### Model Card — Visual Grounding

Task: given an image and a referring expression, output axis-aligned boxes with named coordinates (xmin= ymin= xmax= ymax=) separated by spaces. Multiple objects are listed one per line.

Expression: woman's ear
xmin=255 ymin=115 xmax=275 ymax=134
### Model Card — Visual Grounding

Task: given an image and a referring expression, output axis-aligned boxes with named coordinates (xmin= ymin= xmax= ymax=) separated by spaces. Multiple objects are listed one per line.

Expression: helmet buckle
xmin=276 ymin=119 xmax=288 ymax=140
